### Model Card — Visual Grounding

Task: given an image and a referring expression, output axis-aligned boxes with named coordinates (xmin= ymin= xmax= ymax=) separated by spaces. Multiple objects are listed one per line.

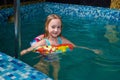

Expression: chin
xmin=51 ymin=35 xmax=59 ymax=38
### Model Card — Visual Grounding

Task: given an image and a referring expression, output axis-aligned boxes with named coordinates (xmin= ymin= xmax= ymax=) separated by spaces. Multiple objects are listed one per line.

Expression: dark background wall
xmin=0 ymin=0 xmax=33 ymax=5
xmin=46 ymin=0 xmax=111 ymax=8
xmin=0 ymin=0 xmax=111 ymax=8
xmin=0 ymin=0 xmax=14 ymax=5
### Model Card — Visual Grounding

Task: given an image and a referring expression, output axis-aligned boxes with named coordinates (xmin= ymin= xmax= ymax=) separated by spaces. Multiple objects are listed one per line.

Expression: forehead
xmin=49 ymin=19 xmax=61 ymax=26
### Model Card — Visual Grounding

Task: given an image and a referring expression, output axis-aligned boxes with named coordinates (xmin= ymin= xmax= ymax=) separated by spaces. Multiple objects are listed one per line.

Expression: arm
xmin=75 ymin=45 xmax=102 ymax=54
xmin=61 ymin=36 xmax=102 ymax=54
xmin=20 ymin=46 xmax=34 ymax=56
xmin=20 ymin=39 xmax=46 ymax=56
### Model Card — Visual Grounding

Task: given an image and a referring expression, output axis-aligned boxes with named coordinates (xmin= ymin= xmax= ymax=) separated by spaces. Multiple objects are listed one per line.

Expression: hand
xmin=92 ymin=49 xmax=102 ymax=54
xmin=20 ymin=50 xmax=28 ymax=56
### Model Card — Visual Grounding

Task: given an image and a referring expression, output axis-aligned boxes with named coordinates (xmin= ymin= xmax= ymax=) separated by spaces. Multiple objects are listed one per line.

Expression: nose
xmin=54 ymin=28 xmax=58 ymax=32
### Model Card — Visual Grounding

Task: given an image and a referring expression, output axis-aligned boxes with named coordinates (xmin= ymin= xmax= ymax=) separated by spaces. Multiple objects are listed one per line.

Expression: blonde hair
xmin=44 ymin=14 xmax=62 ymax=38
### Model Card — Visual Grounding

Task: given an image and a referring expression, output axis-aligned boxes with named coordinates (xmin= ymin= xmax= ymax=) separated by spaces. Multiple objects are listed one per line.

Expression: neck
xmin=49 ymin=36 xmax=57 ymax=41
xmin=47 ymin=36 xmax=59 ymax=45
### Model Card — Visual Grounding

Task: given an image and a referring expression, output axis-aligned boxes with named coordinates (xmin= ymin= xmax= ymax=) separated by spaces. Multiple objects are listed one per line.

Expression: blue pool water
xmin=0 ymin=2 xmax=120 ymax=80
xmin=60 ymin=16 xmax=120 ymax=80
xmin=18 ymin=15 xmax=120 ymax=80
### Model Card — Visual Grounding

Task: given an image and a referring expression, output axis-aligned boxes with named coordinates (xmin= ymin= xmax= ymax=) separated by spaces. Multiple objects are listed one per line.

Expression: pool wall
xmin=0 ymin=52 xmax=52 ymax=80
xmin=43 ymin=2 xmax=120 ymax=22
xmin=0 ymin=2 xmax=120 ymax=24
xmin=0 ymin=3 xmax=43 ymax=23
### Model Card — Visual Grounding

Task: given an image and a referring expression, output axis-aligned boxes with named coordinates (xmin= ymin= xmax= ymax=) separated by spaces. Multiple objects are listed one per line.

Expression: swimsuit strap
xmin=45 ymin=37 xmax=62 ymax=46
xmin=58 ymin=37 xmax=62 ymax=44
xmin=44 ymin=39 xmax=51 ymax=46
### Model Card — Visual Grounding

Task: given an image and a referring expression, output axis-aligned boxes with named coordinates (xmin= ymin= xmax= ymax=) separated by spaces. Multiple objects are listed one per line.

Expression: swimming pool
xmin=0 ymin=2 xmax=120 ymax=80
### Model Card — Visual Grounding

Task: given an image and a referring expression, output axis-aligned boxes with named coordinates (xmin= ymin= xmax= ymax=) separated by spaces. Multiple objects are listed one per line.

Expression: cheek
xmin=59 ymin=29 xmax=61 ymax=33
xmin=48 ymin=27 xmax=52 ymax=33
xmin=59 ymin=28 xmax=62 ymax=32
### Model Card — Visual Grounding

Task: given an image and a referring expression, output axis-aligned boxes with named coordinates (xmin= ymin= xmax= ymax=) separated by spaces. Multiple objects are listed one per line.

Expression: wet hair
xmin=44 ymin=14 xmax=62 ymax=38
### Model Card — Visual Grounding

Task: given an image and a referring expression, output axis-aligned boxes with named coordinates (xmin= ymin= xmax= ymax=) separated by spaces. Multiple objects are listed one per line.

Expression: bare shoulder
xmin=60 ymin=36 xmax=68 ymax=41
xmin=60 ymin=36 xmax=75 ymax=46
xmin=60 ymin=36 xmax=65 ymax=39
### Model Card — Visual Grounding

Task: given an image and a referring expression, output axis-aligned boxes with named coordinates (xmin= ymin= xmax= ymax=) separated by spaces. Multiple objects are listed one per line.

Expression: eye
xmin=51 ymin=25 xmax=56 ymax=29
xmin=57 ymin=26 xmax=61 ymax=29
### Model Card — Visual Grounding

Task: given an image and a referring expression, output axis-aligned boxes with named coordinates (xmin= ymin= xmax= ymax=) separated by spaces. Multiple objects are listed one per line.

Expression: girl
xmin=20 ymin=14 xmax=101 ymax=80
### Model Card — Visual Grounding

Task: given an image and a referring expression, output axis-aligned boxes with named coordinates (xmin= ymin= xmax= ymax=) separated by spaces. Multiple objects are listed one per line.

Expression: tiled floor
xmin=0 ymin=52 xmax=52 ymax=80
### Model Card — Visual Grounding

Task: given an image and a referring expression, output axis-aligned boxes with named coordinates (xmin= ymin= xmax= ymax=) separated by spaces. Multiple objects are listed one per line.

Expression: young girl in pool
xmin=20 ymin=14 xmax=101 ymax=80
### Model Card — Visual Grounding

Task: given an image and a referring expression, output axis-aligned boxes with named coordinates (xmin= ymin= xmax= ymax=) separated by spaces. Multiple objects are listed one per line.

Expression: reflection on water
xmin=93 ymin=24 xmax=120 ymax=71
xmin=104 ymin=25 xmax=119 ymax=43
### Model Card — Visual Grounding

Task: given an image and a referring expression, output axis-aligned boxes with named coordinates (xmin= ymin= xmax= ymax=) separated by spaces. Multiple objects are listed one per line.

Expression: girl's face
xmin=47 ymin=19 xmax=62 ymax=38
